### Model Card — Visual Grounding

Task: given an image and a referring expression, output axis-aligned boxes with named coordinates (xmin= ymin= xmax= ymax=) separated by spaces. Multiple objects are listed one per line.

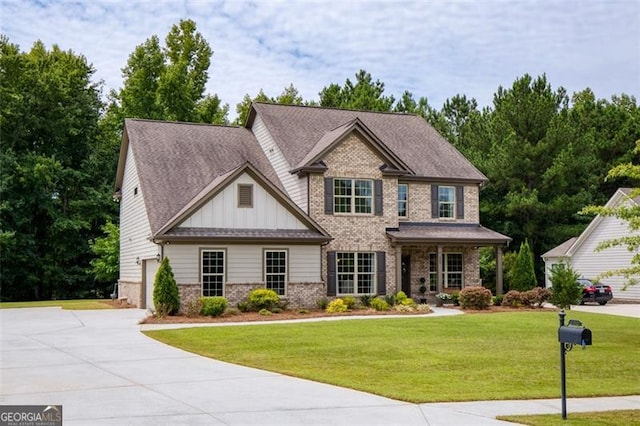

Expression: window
xmin=202 ymin=250 xmax=225 ymax=296
xmin=428 ymin=253 xmax=438 ymax=292
xmin=398 ymin=184 xmax=408 ymax=218
xmin=429 ymin=252 xmax=463 ymax=290
xmin=238 ymin=184 xmax=253 ymax=208
xmin=336 ymin=252 xmax=375 ymax=295
xmin=438 ymin=186 xmax=455 ymax=218
xmin=334 ymin=179 xmax=372 ymax=214
xmin=265 ymin=250 xmax=287 ymax=296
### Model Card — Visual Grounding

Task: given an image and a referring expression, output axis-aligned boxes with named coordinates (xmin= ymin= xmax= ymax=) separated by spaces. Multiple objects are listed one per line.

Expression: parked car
xmin=577 ymin=278 xmax=613 ymax=305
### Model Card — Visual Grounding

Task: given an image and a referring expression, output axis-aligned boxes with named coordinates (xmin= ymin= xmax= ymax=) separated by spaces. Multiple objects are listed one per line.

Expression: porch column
xmin=437 ymin=245 xmax=443 ymax=293
xmin=496 ymin=245 xmax=504 ymax=295
xmin=395 ymin=245 xmax=402 ymax=294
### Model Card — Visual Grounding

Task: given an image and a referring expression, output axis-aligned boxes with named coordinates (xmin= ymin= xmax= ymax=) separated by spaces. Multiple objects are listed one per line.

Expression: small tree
xmin=549 ymin=262 xmax=582 ymax=309
xmin=508 ymin=240 xmax=537 ymax=291
xmin=89 ymin=222 xmax=119 ymax=283
xmin=153 ymin=257 xmax=180 ymax=316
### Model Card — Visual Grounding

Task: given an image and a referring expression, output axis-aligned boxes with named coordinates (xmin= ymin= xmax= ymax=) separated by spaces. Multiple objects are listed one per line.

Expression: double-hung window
xmin=265 ymin=250 xmax=287 ymax=296
xmin=438 ymin=186 xmax=455 ymax=218
xmin=398 ymin=183 xmax=408 ymax=218
xmin=336 ymin=252 xmax=375 ymax=295
xmin=429 ymin=252 xmax=463 ymax=290
xmin=202 ymin=250 xmax=225 ymax=296
xmin=334 ymin=179 xmax=372 ymax=214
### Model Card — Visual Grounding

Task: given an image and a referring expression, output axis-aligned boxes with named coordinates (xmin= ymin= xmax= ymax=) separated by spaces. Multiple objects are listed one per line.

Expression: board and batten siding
xmin=164 ymin=244 xmax=321 ymax=286
xmin=251 ymin=114 xmax=308 ymax=212
xmin=178 ymin=173 xmax=307 ymax=230
xmin=119 ymin=144 xmax=159 ymax=281
xmin=571 ymin=214 xmax=640 ymax=301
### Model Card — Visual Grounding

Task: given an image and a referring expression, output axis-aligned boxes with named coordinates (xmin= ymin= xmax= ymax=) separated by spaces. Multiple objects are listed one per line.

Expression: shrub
xmin=199 ymin=296 xmax=228 ymax=317
xmin=271 ymin=307 xmax=283 ymax=314
xmin=508 ymin=240 xmax=537 ymax=291
xmin=529 ymin=287 xmax=551 ymax=308
xmin=370 ymin=297 xmax=390 ymax=311
xmin=396 ymin=291 xmax=408 ymax=303
xmin=394 ymin=303 xmax=414 ymax=312
xmin=549 ymin=262 xmax=582 ymax=309
xmin=416 ymin=303 xmax=432 ymax=313
xmin=326 ymin=298 xmax=348 ymax=313
xmin=248 ymin=288 xmax=280 ymax=311
xmin=458 ymin=286 xmax=492 ymax=310
xmin=184 ymin=299 xmax=202 ymax=318
xmin=224 ymin=307 xmax=240 ymax=316
xmin=503 ymin=290 xmax=523 ymax=307
xmin=492 ymin=294 xmax=504 ymax=306
xmin=384 ymin=294 xmax=397 ymax=306
xmin=360 ymin=294 xmax=374 ymax=307
xmin=400 ymin=297 xmax=416 ymax=307
xmin=316 ymin=297 xmax=329 ymax=310
xmin=520 ymin=287 xmax=551 ymax=307
xmin=342 ymin=295 xmax=357 ymax=310
xmin=236 ymin=300 xmax=251 ymax=312
xmin=451 ymin=292 xmax=460 ymax=306
xmin=259 ymin=308 xmax=272 ymax=316
xmin=153 ymin=258 xmax=180 ymax=316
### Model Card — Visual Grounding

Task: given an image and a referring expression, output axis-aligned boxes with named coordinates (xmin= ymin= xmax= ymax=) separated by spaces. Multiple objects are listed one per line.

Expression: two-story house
xmin=115 ymin=103 xmax=510 ymax=310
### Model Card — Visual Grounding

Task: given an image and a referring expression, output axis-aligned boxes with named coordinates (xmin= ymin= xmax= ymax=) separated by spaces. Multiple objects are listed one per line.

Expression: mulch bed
xmin=140 ymin=305 xmax=552 ymax=324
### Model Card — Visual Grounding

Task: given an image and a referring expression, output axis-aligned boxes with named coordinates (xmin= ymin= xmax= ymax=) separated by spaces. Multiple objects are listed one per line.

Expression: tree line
xmin=1 ymin=20 xmax=638 ymax=301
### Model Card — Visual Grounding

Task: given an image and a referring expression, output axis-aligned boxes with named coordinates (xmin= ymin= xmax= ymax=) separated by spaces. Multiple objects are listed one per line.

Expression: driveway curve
xmin=2 ymin=307 xmax=638 ymax=425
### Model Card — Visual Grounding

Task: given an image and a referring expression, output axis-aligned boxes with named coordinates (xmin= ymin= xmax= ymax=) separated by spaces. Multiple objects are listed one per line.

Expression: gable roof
xmin=541 ymin=188 xmax=638 ymax=259
xmin=291 ymin=117 xmax=412 ymax=175
xmin=153 ymin=161 xmax=331 ymax=241
xmin=247 ymin=102 xmax=487 ymax=183
xmin=115 ymin=118 xmax=284 ymax=236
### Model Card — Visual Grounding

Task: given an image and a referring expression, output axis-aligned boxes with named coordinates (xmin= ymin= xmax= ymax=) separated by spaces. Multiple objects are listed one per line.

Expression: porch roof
xmin=386 ymin=223 xmax=511 ymax=245
xmin=157 ymin=227 xmax=332 ymax=244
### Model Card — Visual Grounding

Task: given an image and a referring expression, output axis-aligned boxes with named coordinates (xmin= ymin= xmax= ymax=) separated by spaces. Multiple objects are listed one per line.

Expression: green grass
xmin=498 ymin=409 xmax=640 ymax=425
xmin=144 ymin=311 xmax=640 ymax=403
xmin=0 ymin=299 xmax=115 ymax=310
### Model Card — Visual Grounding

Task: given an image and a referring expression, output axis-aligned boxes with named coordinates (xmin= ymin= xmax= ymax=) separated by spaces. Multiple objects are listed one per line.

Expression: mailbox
xmin=558 ymin=326 xmax=592 ymax=346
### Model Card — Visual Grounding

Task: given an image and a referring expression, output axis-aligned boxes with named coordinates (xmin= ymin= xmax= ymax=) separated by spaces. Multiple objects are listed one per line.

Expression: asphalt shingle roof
xmin=250 ymin=103 xmax=487 ymax=182
xmin=124 ymin=119 xmax=282 ymax=236
xmin=387 ymin=223 xmax=511 ymax=244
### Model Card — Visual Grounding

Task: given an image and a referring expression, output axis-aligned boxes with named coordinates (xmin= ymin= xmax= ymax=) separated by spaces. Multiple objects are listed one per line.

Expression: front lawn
xmin=498 ymin=409 xmax=640 ymax=425
xmin=144 ymin=311 xmax=640 ymax=403
xmin=0 ymin=299 xmax=116 ymax=310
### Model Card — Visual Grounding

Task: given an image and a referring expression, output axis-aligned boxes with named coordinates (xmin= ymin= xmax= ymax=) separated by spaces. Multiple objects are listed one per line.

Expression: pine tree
xmin=153 ymin=258 xmax=180 ymax=316
xmin=549 ymin=262 xmax=582 ymax=309
xmin=508 ymin=240 xmax=537 ymax=291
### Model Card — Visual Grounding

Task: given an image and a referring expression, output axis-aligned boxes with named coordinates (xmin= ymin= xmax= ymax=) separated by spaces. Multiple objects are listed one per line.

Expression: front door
xmin=401 ymin=255 xmax=411 ymax=296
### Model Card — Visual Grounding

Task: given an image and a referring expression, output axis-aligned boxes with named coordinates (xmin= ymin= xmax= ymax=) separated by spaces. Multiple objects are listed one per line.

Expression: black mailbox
xmin=558 ymin=326 xmax=592 ymax=346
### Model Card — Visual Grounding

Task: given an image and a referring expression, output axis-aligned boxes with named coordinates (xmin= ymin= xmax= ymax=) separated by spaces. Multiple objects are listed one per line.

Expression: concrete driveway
xmin=2 ymin=307 xmax=639 ymax=425
xmin=573 ymin=302 xmax=640 ymax=318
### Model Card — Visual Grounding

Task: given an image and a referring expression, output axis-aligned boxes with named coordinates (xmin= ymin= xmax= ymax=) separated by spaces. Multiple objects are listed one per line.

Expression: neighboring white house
xmin=542 ymin=188 xmax=640 ymax=301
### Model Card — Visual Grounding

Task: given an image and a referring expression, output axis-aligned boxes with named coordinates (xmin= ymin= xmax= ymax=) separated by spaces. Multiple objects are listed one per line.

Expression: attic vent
xmin=238 ymin=184 xmax=253 ymax=208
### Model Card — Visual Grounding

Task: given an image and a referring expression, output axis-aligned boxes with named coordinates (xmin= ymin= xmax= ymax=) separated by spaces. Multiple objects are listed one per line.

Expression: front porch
xmin=387 ymin=223 xmax=511 ymax=301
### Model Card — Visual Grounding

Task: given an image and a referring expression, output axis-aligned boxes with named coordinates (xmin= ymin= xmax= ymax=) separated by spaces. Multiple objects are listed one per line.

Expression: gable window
xmin=334 ymin=179 xmax=372 ymax=214
xmin=429 ymin=252 xmax=463 ymax=290
xmin=238 ymin=184 xmax=253 ymax=208
xmin=202 ymin=250 xmax=225 ymax=297
xmin=336 ymin=252 xmax=375 ymax=295
xmin=265 ymin=250 xmax=287 ymax=296
xmin=398 ymin=183 xmax=408 ymax=218
xmin=438 ymin=186 xmax=455 ymax=218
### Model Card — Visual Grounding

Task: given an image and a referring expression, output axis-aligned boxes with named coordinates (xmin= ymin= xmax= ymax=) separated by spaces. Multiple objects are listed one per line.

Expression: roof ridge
xmin=252 ymin=101 xmax=420 ymax=118
xmin=125 ymin=117 xmax=242 ymax=129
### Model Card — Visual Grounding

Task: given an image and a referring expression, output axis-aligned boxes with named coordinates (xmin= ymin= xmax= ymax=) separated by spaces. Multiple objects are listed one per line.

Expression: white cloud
xmin=2 ymin=0 xmax=638 ymax=120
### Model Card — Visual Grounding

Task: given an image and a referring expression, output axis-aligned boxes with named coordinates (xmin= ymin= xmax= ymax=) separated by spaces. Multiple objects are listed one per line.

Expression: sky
xmin=2 ymin=0 xmax=639 ymax=120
